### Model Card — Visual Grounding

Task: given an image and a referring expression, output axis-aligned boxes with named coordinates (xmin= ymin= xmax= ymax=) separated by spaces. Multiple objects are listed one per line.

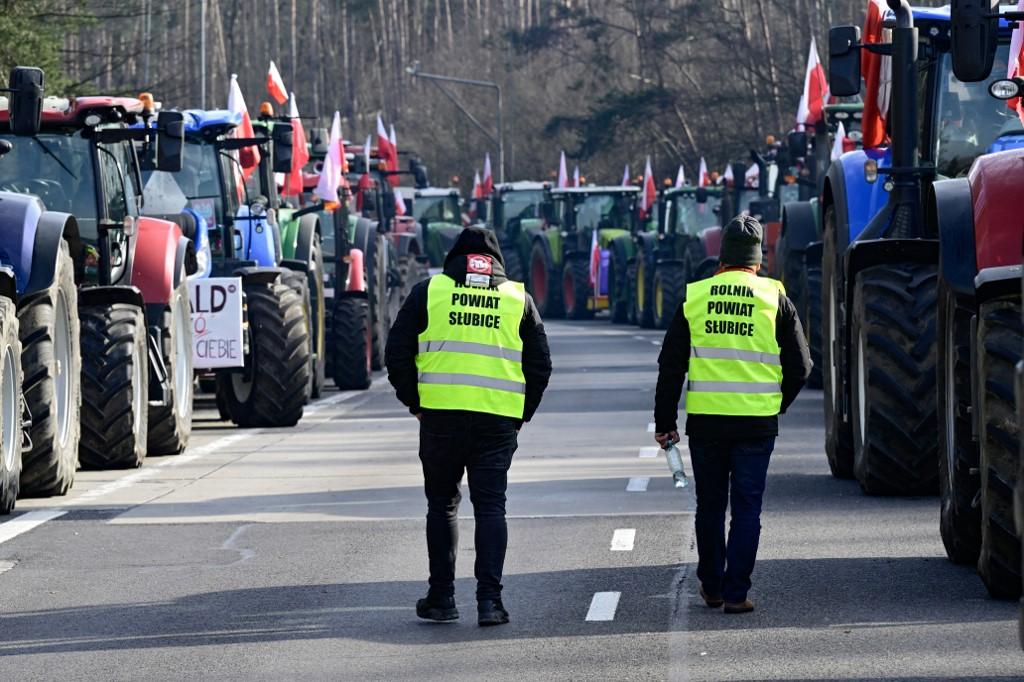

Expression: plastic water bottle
xmin=663 ymin=440 xmax=689 ymax=489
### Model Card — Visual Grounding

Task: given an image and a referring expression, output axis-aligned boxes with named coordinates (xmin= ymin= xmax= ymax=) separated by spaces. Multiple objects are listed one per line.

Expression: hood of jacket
xmin=442 ymin=226 xmax=508 ymax=284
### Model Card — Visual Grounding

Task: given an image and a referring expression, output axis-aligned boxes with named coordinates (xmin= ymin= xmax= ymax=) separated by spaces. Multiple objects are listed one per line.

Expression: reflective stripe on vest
xmin=416 ymin=274 xmax=527 ymax=418
xmin=683 ymin=271 xmax=784 ymax=417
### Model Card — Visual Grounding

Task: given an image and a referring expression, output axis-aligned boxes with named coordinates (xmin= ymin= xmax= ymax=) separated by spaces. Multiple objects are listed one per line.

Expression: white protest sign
xmin=189 ymin=277 xmax=244 ymax=369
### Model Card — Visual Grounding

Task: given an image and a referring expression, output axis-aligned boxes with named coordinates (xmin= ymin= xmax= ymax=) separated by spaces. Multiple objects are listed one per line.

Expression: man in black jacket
xmin=386 ymin=226 xmax=552 ymax=626
xmin=654 ymin=215 xmax=811 ymax=614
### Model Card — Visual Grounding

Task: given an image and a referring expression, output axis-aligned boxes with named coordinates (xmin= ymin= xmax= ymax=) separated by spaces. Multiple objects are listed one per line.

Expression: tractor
xmin=409 ymin=187 xmax=466 ymax=270
xmin=633 ymin=185 xmax=724 ymax=329
xmin=822 ymin=1 xmax=1020 ymax=498
xmin=142 ymin=109 xmax=312 ymax=427
xmin=0 ymin=264 xmax=20 ymax=512
xmin=0 ymin=78 xmax=194 ymax=478
xmin=927 ymin=0 xmax=1024 ymax=601
xmin=481 ymin=181 xmax=551 ymax=285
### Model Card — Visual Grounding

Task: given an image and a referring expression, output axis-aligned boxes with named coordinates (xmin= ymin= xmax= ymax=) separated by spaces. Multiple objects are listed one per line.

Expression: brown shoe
xmin=723 ymin=599 xmax=754 ymax=614
xmin=699 ymin=586 xmax=724 ymax=608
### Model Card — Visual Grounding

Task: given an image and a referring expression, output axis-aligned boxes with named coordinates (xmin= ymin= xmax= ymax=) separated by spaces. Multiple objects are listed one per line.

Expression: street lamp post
xmin=406 ymin=63 xmax=505 ymax=183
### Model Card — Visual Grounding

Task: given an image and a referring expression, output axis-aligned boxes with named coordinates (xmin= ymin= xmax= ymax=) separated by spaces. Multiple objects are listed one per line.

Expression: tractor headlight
xmin=989 ymin=79 xmax=1022 ymax=101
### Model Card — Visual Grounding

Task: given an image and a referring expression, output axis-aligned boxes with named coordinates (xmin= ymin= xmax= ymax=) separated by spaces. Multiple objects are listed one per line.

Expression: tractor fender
xmin=233 ymin=266 xmax=286 ymax=286
xmin=280 ymin=259 xmax=309 ymax=274
xmin=0 ymin=266 xmax=16 ymax=301
xmin=804 ymin=241 xmax=824 ymax=269
xmin=0 ymin=191 xmax=44 ymax=294
xmin=344 ymin=248 xmax=366 ymax=293
xmin=928 ymin=177 xmax=976 ymax=297
xmin=698 ymin=226 xmax=722 ymax=259
xmin=173 ymin=236 xmax=197 ymax=286
xmin=968 ymin=148 xmax=1024 ymax=273
xmin=974 ymin=264 xmax=1023 ymax=305
xmin=531 ymin=233 xmax=559 ymax=271
xmin=131 ymin=216 xmax=184 ymax=306
xmin=24 ymin=211 xmax=83 ymax=297
xmin=780 ymin=201 xmax=819 ymax=254
xmin=393 ymin=231 xmax=421 ymax=259
xmin=609 ymin=234 xmax=634 ymax=266
xmin=826 ymin=148 xmax=891 ymax=246
xmin=292 ymin=212 xmax=320 ymax=265
xmin=843 ymin=238 xmax=939 ymax=323
xmin=79 ymin=284 xmax=144 ymax=309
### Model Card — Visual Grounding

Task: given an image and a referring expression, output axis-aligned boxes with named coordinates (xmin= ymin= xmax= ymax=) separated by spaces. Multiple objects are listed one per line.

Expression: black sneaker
xmin=416 ymin=596 xmax=459 ymax=622
xmin=477 ymin=599 xmax=509 ymax=626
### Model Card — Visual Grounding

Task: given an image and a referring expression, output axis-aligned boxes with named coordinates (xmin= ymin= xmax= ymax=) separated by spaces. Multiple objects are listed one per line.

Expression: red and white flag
xmin=621 ymin=164 xmax=631 ymax=186
xmin=356 ymin=135 xmax=372 ymax=213
xmin=589 ymin=225 xmax=601 ymax=288
xmin=674 ymin=165 xmax=686 ymax=188
xmin=698 ymin=157 xmax=709 ymax=187
xmin=722 ymin=163 xmax=734 ymax=186
xmin=861 ymin=0 xmax=893 ymax=149
xmin=796 ymin=38 xmax=828 ymax=129
xmin=573 ymin=165 xmax=581 ymax=188
xmin=1007 ymin=0 xmax=1024 ymax=124
xmin=744 ymin=164 xmax=760 ymax=188
xmin=389 ymin=124 xmax=406 ymax=215
xmin=831 ymin=122 xmax=848 ymax=162
xmin=266 ymin=61 xmax=288 ymax=105
xmin=376 ymin=114 xmax=398 ymax=187
xmin=557 ymin=151 xmax=568 ymax=188
xmin=282 ymin=93 xmax=310 ymax=198
xmin=315 ymin=111 xmax=344 ymax=206
xmin=472 ymin=171 xmax=482 ymax=199
xmin=482 ymin=153 xmax=494 ymax=196
xmin=227 ymin=74 xmax=260 ymax=180
xmin=640 ymin=156 xmax=656 ymax=217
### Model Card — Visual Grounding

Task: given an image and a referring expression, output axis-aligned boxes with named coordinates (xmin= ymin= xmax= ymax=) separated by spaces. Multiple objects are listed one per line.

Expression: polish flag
xmin=573 ymin=165 xmax=581 ymax=188
xmin=266 ymin=61 xmax=288 ymax=105
xmin=744 ymin=164 xmax=760 ymax=188
xmin=227 ymin=74 xmax=260 ymax=179
xmin=640 ymin=156 xmax=656 ymax=217
xmin=376 ymin=114 xmax=398 ymax=186
xmin=621 ymin=164 xmax=631 ymax=186
xmin=796 ymin=38 xmax=828 ymax=129
xmin=356 ymin=134 xmax=373 ymax=213
xmin=282 ymin=93 xmax=310 ymax=198
xmin=698 ymin=157 xmax=709 ymax=187
xmin=482 ymin=153 xmax=494 ymax=196
xmin=1007 ymin=1 xmax=1024 ymax=124
xmin=388 ymin=125 xmax=407 ymax=215
xmin=674 ymin=165 xmax=686 ymax=188
xmin=589 ymin=225 xmax=601 ymax=288
xmin=315 ymin=111 xmax=344 ymax=206
xmin=831 ymin=122 xmax=848 ymax=162
xmin=861 ymin=0 xmax=893 ymax=149
xmin=472 ymin=171 xmax=482 ymax=199
xmin=722 ymin=164 xmax=734 ymax=187
xmin=557 ymin=151 xmax=568 ymax=188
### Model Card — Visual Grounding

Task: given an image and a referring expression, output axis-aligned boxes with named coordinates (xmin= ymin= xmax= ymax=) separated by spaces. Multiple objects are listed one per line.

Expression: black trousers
xmin=419 ymin=410 xmax=518 ymax=601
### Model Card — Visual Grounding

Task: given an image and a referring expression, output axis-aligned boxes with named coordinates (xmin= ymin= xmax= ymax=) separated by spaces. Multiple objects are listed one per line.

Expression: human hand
xmin=654 ymin=431 xmax=679 ymax=449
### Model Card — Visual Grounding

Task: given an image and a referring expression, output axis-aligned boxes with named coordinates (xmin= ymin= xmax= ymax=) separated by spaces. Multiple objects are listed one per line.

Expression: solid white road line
xmin=639 ymin=447 xmax=659 ymax=459
xmin=626 ymin=477 xmax=650 ymax=492
xmin=585 ymin=591 xmax=621 ymax=621
xmin=0 ymin=510 xmax=67 ymax=547
xmin=0 ymin=560 xmax=14 ymax=575
xmin=652 ymin=340 xmax=662 ymax=346
xmin=610 ymin=529 xmax=636 ymax=551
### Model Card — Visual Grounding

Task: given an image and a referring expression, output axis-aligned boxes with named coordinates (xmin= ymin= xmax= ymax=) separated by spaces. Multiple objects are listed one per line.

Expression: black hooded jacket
xmin=385 ymin=227 xmax=552 ymax=425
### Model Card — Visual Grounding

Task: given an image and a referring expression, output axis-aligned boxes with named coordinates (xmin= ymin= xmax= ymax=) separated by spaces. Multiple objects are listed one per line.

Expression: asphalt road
xmin=1 ymin=320 xmax=1020 ymax=680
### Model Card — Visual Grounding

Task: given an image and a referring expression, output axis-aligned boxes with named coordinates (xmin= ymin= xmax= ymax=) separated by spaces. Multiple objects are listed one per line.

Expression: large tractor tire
xmin=365 ymin=233 xmax=389 ymax=372
xmin=216 ymin=277 xmax=311 ymax=428
xmin=802 ymin=261 xmax=823 ymax=390
xmin=330 ymin=296 xmax=372 ymax=391
xmin=147 ymin=279 xmax=194 ymax=456
xmin=977 ymin=295 xmax=1022 ymax=599
xmin=503 ymin=244 xmax=524 ymax=283
xmin=282 ymin=269 xmax=315 ymax=406
xmin=626 ymin=261 xmax=639 ymax=325
xmin=563 ymin=258 xmax=594 ymax=320
xmin=529 ymin=241 xmax=563 ymax=319
xmin=18 ymin=243 xmax=80 ymax=495
xmin=822 ymin=213 xmax=853 ymax=479
xmin=653 ymin=263 xmax=686 ymax=330
xmin=79 ymin=304 xmax=149 ymax=470
xmin=635 ymin=255 xmax=655 ymax=329
xmin=608 ymin=241 xmax=630 ymax=324
xmin=307 ymin=233 xmax=327 ymax=399
xmin=936 ymin=281 xmax=981 ymax=564
xmin=0 ymin=296 xmax=22 ymax=513
xmin=849 ymin=262 xmax=938 ymax=495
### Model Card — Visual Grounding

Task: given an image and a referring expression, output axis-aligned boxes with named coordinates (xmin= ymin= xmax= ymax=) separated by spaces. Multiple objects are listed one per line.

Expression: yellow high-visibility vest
xmin=683 ymin=270 xmax=784 ymax=416
xmin=416 ymin=274 xmax=527 ymax=418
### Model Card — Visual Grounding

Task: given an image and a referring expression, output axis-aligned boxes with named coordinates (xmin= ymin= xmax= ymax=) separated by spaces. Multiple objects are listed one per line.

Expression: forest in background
xmin=1 ymin=0 xmax=943 ymax=193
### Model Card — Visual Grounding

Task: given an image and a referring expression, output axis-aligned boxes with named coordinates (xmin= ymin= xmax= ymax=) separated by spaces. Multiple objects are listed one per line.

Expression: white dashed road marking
xmin=585 ymin=592 xmax=621 ymax=621
xmin=0 ymin=509 xmax=67 ymax=547
xmin=611 ymin=529 xmax=636 ymax=551
xmin=647 ymin=422 xmax=656 ymax=433
xmin=626 ymin=477 xmax=650 ymax=492
xmin=639 ymin=447 xmax=659 ymax=459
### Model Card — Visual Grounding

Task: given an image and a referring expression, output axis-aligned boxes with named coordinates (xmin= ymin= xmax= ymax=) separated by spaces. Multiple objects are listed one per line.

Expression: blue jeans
xmin=688 ymin=436 xmax=775 ymax=603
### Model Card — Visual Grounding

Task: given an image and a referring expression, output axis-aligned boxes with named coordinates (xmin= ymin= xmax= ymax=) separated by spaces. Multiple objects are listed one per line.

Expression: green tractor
xmin=409 ymin=187 xmax=466 ymax=270
xmin=482 ymin=181 xmax=551 ymax=284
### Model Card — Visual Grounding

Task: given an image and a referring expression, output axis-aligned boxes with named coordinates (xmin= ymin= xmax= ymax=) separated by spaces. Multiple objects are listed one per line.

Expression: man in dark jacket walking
xmin=386 ymin=227 xmax=552 ymax=626
xmin=654 ymin=215 xmax=811 ymax=614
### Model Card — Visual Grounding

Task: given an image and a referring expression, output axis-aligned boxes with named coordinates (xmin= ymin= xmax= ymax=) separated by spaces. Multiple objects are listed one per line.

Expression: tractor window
xmin=0 ymin=131 xmax=99 ymax=241
xmin=934 ymin=44 xmax=1020 ymax=177
xmin=674 ymin=194 xmax=722 ymax=235
xmin=414 ymin=196 xmax=458 ymax=224
xmin=97 ymin=143 xmax=133 ymax=223
xmin=575 ymin=194 xmax=636 ymax=233
xmin=499 ymin=190 xmax=544 ymax=229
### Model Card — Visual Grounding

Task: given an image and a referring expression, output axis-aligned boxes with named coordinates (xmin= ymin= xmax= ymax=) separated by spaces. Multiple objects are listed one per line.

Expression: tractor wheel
xmin=849 ymin=263 xmax=938 ymax=495
xmin=216 ymin=277 xmax=310 ymax=428
xmin=822 ymin=212 xmax=854 ymax=479
xmin=0 ymin=296 xmax=21 ymax=513
xmin=563 ymin=258 xmax=594 ymax=320
xmin=635 ymin=256 xmax=655 ymax=329
xmin=977 ymin=295 xmax=1022 ymax=599
xmin=399 ymin=252 xmax=428 ymax=303
xmin=147 ymin=279 xmax=194 ymax=456
xmin=936 ymin=281 xmax=981 ymax=564
xmin=282 ymin=269 xmax=314 ymax=406
xmin=626 ymin=261 xmax=639 ymax=325
xmin=653 ymin=263 xmax=686 ymax=330
xmin=781 ymin=244 xmax=806 ymax=329
xmin=18 ymin=243 xmax=80 ymax=495
xmin=503 ymin=244 xmax=524 ymax=283
xmin=801 ymin=260 xmax=823 ymax=390
xmin=330 ymin=296 xmax=372 ymax=391
xmin=608 ymin=242 xmax=630 ymax=324
xmin=79 ymin=304 xmax=149 ymax=470
xmin=367 ymin=235 xmax=388 ymax=371
xmin=307 ymin=233 xmax=327 ymax=399
xmin=529 ymin=241 xmax=563 ymax=319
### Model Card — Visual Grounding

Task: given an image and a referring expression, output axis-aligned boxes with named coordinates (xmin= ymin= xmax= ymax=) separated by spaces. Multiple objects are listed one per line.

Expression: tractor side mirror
xmin=9 ymin=66 xmax=44 ymax=136
xmin=410 ymin=158 xmax=429 ymax=189
xmin=272 ymin=122 xmax=293 ymax=174
xmin=828 ymin=26 xmax=862 ymax=98
xmin=787 ymin=131 xmax=808 ymax=161
xmin=155 ymin=111 xmax=184 ymax=172
xmin=951 ymin=0 xmax=1000 ymax=82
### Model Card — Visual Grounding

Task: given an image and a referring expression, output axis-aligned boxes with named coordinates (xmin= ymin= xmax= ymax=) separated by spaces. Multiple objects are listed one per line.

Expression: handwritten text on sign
xmin=189 ymin=278 xmax=244 ymax=369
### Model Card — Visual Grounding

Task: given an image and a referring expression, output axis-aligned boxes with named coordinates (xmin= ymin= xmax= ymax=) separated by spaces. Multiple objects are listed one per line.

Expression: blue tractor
xmin=822 ymin=1 xmax=1023 ymax=494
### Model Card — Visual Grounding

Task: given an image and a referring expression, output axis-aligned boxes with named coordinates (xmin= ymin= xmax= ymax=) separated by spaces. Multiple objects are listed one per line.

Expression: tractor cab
xmin=412 ymin=187 xmax=464 ymax=268
xmin=661 ymin=185 xmax=723 ymax=241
